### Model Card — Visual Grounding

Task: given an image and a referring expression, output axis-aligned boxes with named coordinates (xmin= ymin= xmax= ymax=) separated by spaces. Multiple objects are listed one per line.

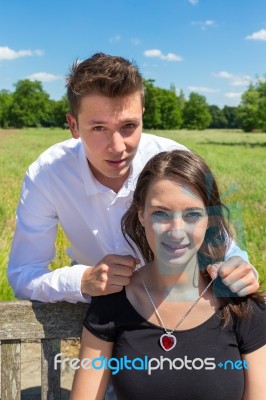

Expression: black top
xmin=83 ymin=288 xmax=266 ymax=400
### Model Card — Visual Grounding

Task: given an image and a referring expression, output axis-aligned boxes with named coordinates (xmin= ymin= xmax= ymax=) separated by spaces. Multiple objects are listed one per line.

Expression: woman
xmin=70 ymin=150 xmax=266 ymax=400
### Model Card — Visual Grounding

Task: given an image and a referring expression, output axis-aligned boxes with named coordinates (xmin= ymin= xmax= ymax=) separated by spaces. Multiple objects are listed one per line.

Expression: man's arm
xmin=8 ymin=170 xmax=138 ymax=303
xmin=8 ymin=169 xmax=90 ymax=303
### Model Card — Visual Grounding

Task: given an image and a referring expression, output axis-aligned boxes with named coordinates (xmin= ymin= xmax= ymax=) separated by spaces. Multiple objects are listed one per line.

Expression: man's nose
xmin=108 ymin=131 xmax=126 ymax=153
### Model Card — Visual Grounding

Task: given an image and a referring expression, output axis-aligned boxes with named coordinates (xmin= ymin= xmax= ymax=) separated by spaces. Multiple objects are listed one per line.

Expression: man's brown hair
xmin=66 ymin=52 xmax=144 ymax=118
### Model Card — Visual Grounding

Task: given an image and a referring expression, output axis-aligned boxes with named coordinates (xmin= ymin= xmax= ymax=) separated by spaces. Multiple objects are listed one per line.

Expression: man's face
xmin=67 ymin=92 xmax=143 ymax=192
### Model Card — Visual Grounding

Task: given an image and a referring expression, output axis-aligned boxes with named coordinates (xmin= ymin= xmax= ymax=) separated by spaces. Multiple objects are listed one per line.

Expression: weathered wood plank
xmin=1 ymin=340 xmax=21 ymax=400
xmin=41 ymin=339 xmax=61 ymax=400
xmin=0 ymin=301 xmax=88 ymax=340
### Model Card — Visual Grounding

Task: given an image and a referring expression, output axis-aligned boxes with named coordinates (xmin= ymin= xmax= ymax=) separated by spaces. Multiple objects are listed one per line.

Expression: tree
xmin=50 ymin=95 xmax=70 ymax=128
xmin=9 ymin=80 xmax=52 ymax=128
xmin=157 ymin=88 xmax=182 ymax=129
xmin=238 ymin=78 xmax=266 ymax=132
xmin=238 ymin=86 xmax=260 ymax=132
xmin=182 ymin=92 xmax=211 ymax=130
xmin=208 ymin=105 xmax=227 ymax=129
xmin=223 ymin=106 xmax=241 ymax=129
xmin=143 ymin=80 xmax=162 ymax=129
xmin=177 ymin=89 xmax=186 ymax=111
xmin=0 ymin=90 xmax=13 ymax=128
xmin=256 ymin=78 xmax=266 ymax=131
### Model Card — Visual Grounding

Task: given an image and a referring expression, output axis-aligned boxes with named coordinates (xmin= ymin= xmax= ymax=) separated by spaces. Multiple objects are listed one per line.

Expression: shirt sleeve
xmin=225 ymin=240 xmax=258 ymax=280
xmin=8 ymin=167 xmax=89 ymax=303
xmin=83 ymin=295 xmax=117 ymax=342
xmin=235 ymin=300 xmax=266 ymax=354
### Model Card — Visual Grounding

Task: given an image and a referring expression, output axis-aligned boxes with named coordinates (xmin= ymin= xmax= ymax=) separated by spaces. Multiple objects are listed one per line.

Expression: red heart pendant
xmin=160 ymin=333 xmax=176 ymax=351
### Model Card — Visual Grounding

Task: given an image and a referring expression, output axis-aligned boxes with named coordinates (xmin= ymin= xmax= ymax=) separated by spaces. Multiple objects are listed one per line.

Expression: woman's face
xmin=138 ymin=178 xmax=208 ymax=271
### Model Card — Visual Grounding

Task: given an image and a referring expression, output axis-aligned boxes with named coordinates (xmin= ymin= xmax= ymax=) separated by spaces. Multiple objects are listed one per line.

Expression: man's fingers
xmin=110 ymin=274 xmax=131 ymax=287
xmin=108 ymin=254 xmax=140 ymax=268
xmin=208 ymin=256 xmax=260 ymax=297
xmin=207 ymin=263 xmax=222 ymax=280
xmin=237 ymin=281 xmax=260 ymax=297
xmin=224 ymin=270 xmax=260 ymax=293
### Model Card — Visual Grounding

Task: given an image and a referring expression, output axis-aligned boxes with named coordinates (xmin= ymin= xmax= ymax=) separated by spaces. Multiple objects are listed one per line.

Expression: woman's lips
xmin=161 ymin=242 xmax=189 ymax=255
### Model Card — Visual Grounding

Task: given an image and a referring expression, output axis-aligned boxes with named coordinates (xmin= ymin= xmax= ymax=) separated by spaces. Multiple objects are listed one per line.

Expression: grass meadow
xmin=0 ymin=128 xmax=265 ymax=300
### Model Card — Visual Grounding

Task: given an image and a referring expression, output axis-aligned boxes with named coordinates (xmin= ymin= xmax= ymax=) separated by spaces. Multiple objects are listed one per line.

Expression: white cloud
xmin=188 ymin=0 xmax=199 ymax=5
xmin=143 ymin=49 xmax=183 ymax=62
xmin=109 ymin=35 xmax=121 ymax=43
xmin=214 ymin=71 xmax=252 ymax=87
xmin=27 ymin=72 xmax=63 ymax=82
xmin=224 ymin=92 xmax=243 ymax=99
xmin=231 ymin=75 xmax=252 ymax=86
xmin=131 ymin=38 xmax=140 ymax=45
xmin=192 ymin=20 xmax=216 ymax=30
xmin=213 ymin=71 xmax=234 ymax=79
xmin=188 ymin=86 xmax=219 ymax=93
xmin=0 ymin=46 xmax=43 ymax=61
xmin=245 ymin=29 xmax=266 ymax=41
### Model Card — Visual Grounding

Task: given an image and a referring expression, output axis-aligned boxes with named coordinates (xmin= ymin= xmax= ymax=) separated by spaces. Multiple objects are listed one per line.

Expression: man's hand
xmin=81 ymin=254 xmax=140 ymax=297
xmin=207 ymin=256 xmax=259 ymax=296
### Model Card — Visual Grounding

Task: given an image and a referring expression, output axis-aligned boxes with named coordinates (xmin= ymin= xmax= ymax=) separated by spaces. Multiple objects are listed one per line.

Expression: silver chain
xmin=137 ymin=269 xmax=214 ymax=334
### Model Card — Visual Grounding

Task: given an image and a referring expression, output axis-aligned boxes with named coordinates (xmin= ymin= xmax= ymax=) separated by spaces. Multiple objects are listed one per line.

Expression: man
xmin=8 ymin=53 xmax=259 ymax=303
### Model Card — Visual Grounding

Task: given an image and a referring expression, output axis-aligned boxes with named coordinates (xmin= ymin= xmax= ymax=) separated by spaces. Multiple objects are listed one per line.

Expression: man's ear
xmin=138 ymin=209 xmax=145 ymax=227
xmin=66 ymin=113 xmax=79 ymax=139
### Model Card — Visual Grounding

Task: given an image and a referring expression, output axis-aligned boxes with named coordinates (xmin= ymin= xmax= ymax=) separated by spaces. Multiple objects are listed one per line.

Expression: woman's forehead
xmin=145 ymin=178 xmax=205 ymax=208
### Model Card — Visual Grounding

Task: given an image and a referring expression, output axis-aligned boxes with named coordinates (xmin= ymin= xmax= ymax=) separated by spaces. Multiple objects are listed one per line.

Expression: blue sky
xmin=0 ymin=0 xmax=266 ymax=107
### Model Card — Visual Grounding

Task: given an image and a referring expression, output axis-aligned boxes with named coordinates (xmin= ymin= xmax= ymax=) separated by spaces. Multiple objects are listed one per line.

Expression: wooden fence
xmin=0 ymin=301 xmax=88 ymax=400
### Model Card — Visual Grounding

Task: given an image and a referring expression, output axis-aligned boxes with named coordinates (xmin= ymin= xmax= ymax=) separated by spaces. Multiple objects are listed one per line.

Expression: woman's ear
xmin=66 ymin=113 xmax=79 ymax=139
xmin=138 ymin=209 xmax=145 ymax=227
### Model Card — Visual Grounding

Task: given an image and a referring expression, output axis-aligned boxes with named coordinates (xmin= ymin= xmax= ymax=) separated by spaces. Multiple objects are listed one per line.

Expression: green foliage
xmin=9 ymin=80 xmax=52 ymax=128
xmin=50 ymin=95 xmax=70 ymax=128
xmin=143 ymin=80 xmax=182 ymax=130
xmin=157 ymin=88 xmax=183 ymax=129
xmin=208 ymin=105 xmax=228 ymax=129
xmin=0 ymin=90 xmax=13 ymax=128
xmin=2 ymin=75 xmax=266 ymax=132
xmin=182 ymin=92 xmax=212 ymax=130
xmin=223 ymin=106 xmax=240 ymax=129
xmin=143 ymin=80 xmax=162 ymax=129
xmin=238 ymin=78 xmax=266 ymax=132
xmin=238 ymin=87 xmax=260 ymax=132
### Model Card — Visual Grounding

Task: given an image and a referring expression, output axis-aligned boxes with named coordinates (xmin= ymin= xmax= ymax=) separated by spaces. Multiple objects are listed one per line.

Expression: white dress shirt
xmin=8 ymin=133 xmax=250 ymax=303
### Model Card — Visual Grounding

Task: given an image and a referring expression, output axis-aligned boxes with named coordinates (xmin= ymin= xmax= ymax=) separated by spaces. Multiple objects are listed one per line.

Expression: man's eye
xmin=92 ymin=126 xmax=105 ymax=132
xmin=123 ymin=123 xmax=136 ymax=130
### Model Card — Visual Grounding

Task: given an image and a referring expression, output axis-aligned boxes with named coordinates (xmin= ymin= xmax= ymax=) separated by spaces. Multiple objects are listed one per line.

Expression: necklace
xmin=137 ymin=269 xmax=214 ymax=351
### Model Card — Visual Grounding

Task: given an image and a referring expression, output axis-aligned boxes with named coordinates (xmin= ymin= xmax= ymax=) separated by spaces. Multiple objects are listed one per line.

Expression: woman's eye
xmin=184 ymin=212 xmax=204 ymax=222
xmin=152 ymin=211 xmax=169 ymax=218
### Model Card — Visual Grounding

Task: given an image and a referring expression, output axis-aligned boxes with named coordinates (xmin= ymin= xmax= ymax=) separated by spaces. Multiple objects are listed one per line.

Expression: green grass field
xmin=0 ymin=128 xmax=265 ymax=300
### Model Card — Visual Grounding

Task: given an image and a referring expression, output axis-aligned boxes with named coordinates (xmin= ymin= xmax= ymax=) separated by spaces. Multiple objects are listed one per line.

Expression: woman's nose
xmin=167 ymin=217 xmax=186 ymax=239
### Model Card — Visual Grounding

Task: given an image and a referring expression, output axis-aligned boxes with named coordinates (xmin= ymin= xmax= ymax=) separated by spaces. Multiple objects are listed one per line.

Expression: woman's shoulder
xmin=234 ymin=296 xmax=266 ymax=354
xmin=89 ymin=289 xmax=127 ymax=315
xmin=83 ymin=289 xmax=128 ymax=342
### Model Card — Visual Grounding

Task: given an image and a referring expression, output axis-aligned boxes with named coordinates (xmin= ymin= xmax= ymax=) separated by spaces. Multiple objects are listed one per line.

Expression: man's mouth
xmin=106 ymin=158 xmax=127 ymax=168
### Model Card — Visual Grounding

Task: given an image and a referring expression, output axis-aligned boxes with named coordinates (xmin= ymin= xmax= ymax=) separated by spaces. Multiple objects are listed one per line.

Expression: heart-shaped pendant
xmin=160 ymin=333 xmax=176 ymax=351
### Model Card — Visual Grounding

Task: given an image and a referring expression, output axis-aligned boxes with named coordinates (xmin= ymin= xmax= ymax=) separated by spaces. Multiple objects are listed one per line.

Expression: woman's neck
xmin=146 ymin=256 xmax=205 ymax=302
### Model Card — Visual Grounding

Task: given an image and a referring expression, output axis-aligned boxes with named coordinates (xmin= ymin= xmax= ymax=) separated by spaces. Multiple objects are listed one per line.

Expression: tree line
xmin=0 ymin=77 xmax=265 ymax=131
